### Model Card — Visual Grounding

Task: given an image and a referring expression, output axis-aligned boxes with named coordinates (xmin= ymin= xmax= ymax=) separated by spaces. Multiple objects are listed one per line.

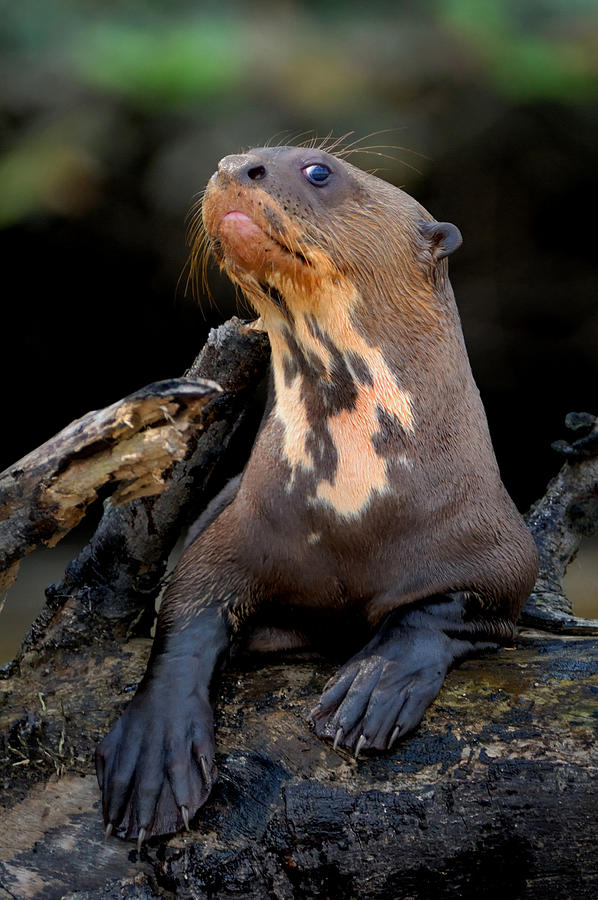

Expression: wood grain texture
xmin=0 ymin=323 xmax=596 ymax=898
xmin=523 ymin=413 xmax=598 ymax=633
xmin=0 ymin=379 xmax=220 ymax=596
xmin=4 ymin=318 xmax=270 ymax=660
xmin=0 ymin=632 xmax=596 ymax=898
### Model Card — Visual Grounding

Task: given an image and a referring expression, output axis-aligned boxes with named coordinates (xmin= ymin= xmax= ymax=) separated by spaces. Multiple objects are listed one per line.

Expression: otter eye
xmin=302 ymin=164 xmax=332 ymax=186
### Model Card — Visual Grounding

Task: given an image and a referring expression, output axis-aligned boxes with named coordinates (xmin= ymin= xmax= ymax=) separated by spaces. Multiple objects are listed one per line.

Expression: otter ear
xmin=419 ymin=220 xmax=462 ymax=260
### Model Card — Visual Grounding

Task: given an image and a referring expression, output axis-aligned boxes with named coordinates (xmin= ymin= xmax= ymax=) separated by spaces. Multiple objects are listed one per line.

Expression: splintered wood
xmin=0 ymin=379 xmax=220 ymax=594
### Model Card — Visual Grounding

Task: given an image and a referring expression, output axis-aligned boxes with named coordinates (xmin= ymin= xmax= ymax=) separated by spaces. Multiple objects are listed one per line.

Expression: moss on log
xmin=0 ymin=322 xmax=596 ymax=899
xmin=0 ymin=630 xmax=596 ymax=898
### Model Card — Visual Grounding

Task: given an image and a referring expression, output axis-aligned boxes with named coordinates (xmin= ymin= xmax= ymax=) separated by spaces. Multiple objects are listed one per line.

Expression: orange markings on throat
xmin=269 ymin=283 xmax=414 ymax=519
xmin=205 ymin=181 xmax=415 ymax=520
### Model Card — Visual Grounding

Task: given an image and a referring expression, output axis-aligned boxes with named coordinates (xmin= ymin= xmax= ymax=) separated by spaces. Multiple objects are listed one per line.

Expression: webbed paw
xmin=96 ymin=688 xmax=216 ymax=842
xmin=310 ymin=643 xmax=447 ymax=756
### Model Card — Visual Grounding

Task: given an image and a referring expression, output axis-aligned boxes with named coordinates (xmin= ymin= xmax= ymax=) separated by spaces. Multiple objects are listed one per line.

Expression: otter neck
xmin=257 ymin=278 xmax=416 ymax=423
xmin=259 ymin=291 xmax=417 ymax=519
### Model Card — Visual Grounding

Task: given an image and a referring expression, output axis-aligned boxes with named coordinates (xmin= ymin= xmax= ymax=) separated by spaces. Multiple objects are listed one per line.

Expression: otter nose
xmin=217 ymin=154 xmax=267 ymax=184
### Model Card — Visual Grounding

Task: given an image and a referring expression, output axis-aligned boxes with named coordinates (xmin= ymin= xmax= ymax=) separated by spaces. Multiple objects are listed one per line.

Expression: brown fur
xmin=186 ymin=146 xmax=537 ymax=631
xmin=97 ymin=146 xmax=538 ymax=842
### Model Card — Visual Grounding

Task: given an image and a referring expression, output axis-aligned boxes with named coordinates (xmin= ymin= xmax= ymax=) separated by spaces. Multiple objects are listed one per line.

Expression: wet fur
xmin=195 ymin=147 xmax=536 ymax=624
xmin=96 ymin=145 xmax=538 ymax=842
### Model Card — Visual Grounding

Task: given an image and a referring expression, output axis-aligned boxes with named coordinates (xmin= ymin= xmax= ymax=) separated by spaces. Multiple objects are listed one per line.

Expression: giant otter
xmin=96 ymin=145 xmax=538 ymax=843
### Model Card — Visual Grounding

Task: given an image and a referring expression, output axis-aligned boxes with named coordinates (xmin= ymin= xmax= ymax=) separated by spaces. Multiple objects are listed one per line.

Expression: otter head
xmin=195 ymin=146 xmax=467 ymax=518
xmin=197 ymin=146 xmax=462 ymax=335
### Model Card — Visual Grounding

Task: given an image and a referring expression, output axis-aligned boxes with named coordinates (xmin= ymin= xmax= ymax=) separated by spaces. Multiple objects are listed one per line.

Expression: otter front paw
xmin=310 ymin=631 xmax=451 ymax=756
xmin=96 ymin=689 xmax=216 ymax=843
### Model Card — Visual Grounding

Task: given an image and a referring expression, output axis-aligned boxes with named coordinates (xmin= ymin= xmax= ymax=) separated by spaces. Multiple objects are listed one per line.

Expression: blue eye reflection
xmin=303 ymin=164 xmax=332 ymax=186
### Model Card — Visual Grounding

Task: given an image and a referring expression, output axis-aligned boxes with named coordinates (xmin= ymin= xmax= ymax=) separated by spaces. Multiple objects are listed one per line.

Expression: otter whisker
xmin=282 ymin=129 xmax=319 ymax=148
xmin=328 ymin=128 xmax=410 ymax=156
xmin=338 ymin=143 xmax=429 ymax=160
xmin=97 ymin=142 xmax=538 ymax=852
xmin=265 ymin=129 xmax=296 ymax=148
xmin=184 ymin=221 xmax=217 ymax=310
xmin=316 ymin=131 xmax=355 ymax=155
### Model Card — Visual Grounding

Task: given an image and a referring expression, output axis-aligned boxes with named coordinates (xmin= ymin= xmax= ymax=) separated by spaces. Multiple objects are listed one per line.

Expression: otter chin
xmin=96 ymin=144 xmax=538 ymax=842
xmin=216 ymin=210 xmax=278 ymax=270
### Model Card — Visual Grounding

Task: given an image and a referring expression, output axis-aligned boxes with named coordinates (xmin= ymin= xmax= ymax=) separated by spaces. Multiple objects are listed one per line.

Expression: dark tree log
xmin=522 ymin=412 xmax=598 ymax=633
xmin=0 ymin=379 xmax=220 ymax=598
xmin=0 ymin=325 xmax=597 ymax=898
xmin=0 ymin=630 xmax=596 ymax=898
xmin=9 ymin=318 xmax=270 ymax=659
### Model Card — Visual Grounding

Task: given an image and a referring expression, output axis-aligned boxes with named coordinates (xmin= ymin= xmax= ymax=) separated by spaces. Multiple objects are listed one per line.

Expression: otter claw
xmin=104 ymin=822 xmax=113 ymax=842
xmin=388 ymin=725 xmax=401 ymax=749
xmin=333 ymin=727 xmax=343 ymax=751
xmin=355 ymin=734 xmax=367 ymax=759
xmin=181 ymin=805 xmax=190 ymax=831
xmin=200 ymin=755 xmax=210 ymax=783
xmin=137 ymin=827 xmax=146 ymax=853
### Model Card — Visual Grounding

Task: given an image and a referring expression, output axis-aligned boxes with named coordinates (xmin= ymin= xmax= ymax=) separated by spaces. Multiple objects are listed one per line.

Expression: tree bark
xmin=0 ymin=630 xmax=596 ymax=899
xmin=522 ymin=412 xmax=598 ymax=632
xmin=1 ymin=318 xmax=270 ymax=658
xmin=0 ymin=325 xmax=596 ymax=899
xmin=0 ymin=379 xmax=220 ymax=598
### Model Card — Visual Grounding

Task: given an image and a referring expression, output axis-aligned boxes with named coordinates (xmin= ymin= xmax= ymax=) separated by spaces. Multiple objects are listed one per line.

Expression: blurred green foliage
xmin=2 ymin=0 xmax=598 ymax=552
xmin=1 ymin=0 xmax=597 ymax=226
xmin=74 ymin=21 xmax=247 ymax=105
xmin=439 ymin=0 xmax=598 ymax=99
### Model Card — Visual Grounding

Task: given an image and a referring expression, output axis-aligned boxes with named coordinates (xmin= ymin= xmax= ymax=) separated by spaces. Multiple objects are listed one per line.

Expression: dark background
xmin=2 ymin=0 xmax=597 ymax=515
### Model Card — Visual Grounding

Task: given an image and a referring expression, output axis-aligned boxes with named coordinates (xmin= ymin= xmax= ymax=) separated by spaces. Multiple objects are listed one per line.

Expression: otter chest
xmin=269 ymin=315 xmax=415 ymax=519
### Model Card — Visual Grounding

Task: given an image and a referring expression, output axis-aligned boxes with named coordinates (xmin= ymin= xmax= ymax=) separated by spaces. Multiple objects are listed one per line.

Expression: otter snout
xmin=216 ymin=154 xmax=268 ymax=186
